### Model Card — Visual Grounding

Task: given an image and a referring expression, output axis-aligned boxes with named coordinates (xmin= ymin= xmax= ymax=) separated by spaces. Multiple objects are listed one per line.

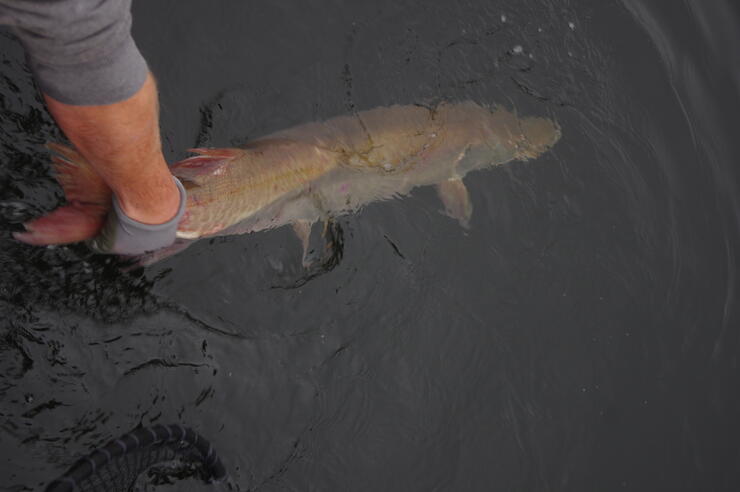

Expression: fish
xmin=14 ymin=101 xmax=561 ymax=263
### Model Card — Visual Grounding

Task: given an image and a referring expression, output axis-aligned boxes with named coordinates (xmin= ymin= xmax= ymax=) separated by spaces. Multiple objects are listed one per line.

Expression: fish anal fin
xmin=436 ymin=178 xmax=472 ymax=229
xmin=171 ymin=148 xmax=243 ymax=184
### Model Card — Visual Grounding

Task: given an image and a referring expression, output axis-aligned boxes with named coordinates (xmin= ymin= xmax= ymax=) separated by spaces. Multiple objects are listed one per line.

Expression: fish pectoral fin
xmin=170 ymin=148 xmax=243 ymax=185
xmin=291 ymin=220 xmax=314 ymax=268
xmin=436 ymin=178 xmax=473 ymax=229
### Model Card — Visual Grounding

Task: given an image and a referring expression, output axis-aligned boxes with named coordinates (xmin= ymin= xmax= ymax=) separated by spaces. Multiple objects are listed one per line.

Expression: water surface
xmin=1 ymin=1 xmax=739 ymax=490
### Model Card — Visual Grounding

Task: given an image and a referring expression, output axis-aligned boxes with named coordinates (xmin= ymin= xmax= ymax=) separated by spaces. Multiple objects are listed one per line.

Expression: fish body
xmin=15 ymin=101 xmax=561 ymax=262
xmin=174 ymin=101 xmax=560 ymax=239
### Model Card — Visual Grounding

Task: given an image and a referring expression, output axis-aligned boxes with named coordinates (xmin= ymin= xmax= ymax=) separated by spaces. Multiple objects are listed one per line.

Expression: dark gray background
xmin=1 ymin=1 xmax=739 ymax=490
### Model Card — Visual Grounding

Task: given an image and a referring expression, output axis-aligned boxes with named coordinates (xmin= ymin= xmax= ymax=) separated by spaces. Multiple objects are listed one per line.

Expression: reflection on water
xmin=1 ymin=1 xmax=739 ymax=490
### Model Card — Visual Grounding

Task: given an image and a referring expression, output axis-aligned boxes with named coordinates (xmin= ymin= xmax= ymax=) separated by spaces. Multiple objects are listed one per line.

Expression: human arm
xmin=2 ymin=0 xmax=185 ymax=254
xmin=44 ymin=72 xmax=180 ymax=226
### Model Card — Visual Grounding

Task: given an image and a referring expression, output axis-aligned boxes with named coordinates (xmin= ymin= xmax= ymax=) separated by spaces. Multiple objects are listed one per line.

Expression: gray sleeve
xmin=0 ymin=0 xmax=148 ymax=105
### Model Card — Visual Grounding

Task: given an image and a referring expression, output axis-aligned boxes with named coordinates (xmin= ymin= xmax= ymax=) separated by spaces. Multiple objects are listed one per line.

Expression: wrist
xmin=88 ymin=177 xmax=187 ymax=256
xmin=116 ymin=173 xmax=181 ymax=225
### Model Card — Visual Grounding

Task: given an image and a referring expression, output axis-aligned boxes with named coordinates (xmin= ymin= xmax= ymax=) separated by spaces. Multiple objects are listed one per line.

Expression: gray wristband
xmin=88 ymin=177 xmax=187 ymax=256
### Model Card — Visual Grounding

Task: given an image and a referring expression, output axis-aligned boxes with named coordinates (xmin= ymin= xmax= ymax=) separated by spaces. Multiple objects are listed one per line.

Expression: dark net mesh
xmin=46 ymin=424 xmax=227 ymax=492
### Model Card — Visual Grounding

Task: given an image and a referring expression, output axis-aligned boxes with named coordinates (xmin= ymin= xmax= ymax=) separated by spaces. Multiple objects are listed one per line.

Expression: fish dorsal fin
xmin=170 ymin=148 xmax=243 ymax=185
xmin=242 ymin=138 xmax=303 ymax=153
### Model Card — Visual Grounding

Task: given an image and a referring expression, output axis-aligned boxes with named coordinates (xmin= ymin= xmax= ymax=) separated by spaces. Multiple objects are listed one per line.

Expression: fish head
xmin=515 ymin=116 xmax=562 ymax=160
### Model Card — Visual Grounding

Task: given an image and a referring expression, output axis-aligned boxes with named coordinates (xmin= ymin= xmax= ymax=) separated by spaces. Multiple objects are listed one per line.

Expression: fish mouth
xmin=517 ymin=116 xmax=562 ymax=159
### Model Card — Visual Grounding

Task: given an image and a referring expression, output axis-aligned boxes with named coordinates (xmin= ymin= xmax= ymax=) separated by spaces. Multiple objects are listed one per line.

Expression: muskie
xmin=15 ymin=101 xmax=561 ymax=263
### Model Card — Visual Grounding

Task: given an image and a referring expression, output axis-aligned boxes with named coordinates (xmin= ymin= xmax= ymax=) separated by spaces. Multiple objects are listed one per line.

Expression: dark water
xmin=1 ymin=0 xmax=739 ymax=490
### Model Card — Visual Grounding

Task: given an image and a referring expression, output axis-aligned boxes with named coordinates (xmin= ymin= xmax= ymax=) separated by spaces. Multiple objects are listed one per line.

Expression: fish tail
xmin=13 ymin=143 xmax=111 ymax=246
xmin=13 ymin=202 xmax=108 ymax=245
xmin=47 ymin=143 xmax=112 ymax=205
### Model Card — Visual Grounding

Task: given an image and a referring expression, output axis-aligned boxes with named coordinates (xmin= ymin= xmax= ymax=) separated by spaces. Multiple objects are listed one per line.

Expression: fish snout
xmin=517 ymin=117 xmax=562 ymax=159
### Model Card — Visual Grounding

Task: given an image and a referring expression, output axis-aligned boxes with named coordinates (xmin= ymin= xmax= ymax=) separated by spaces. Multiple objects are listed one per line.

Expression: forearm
xmin=44 ymin=73 xmax=179 ymax=224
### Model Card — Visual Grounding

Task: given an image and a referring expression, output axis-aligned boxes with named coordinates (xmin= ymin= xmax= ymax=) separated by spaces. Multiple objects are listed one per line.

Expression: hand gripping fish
xmin=14 ymin=101 xmax=561 ymax=263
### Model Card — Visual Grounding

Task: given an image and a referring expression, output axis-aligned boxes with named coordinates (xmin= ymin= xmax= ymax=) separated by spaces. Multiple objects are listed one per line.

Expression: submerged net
xmin=45 ymin=424 xmax=227 ymax=491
